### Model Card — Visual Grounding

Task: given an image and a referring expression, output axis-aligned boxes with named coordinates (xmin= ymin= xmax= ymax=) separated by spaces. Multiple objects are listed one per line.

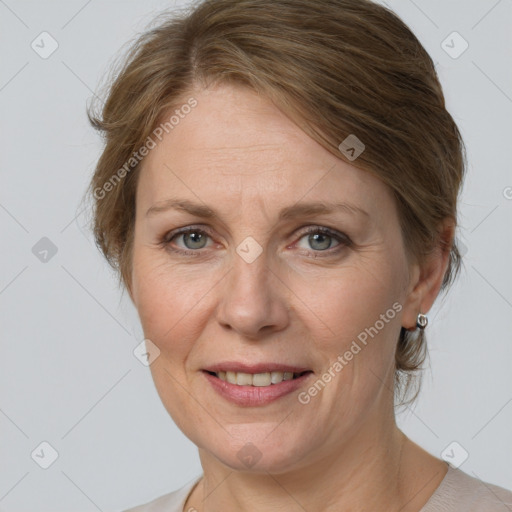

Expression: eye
xmin=161 ymin=226 xmax=214 ymax=255
xmin=294 ymin=226 xmax=351 ymax=256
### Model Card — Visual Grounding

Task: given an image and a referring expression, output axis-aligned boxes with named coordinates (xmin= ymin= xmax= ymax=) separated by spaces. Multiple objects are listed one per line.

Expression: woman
xmin=86 ymin=0 xmax=512 ymax=510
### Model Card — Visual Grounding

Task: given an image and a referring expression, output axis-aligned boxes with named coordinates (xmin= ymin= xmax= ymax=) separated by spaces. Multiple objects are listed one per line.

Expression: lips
xmin=202 ymin=362 xmax=313 ymax=406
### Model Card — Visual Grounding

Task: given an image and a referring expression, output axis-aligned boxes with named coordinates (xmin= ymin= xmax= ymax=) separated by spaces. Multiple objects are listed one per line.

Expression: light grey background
xmin=1 ymin=0 xmax=511 ymax=511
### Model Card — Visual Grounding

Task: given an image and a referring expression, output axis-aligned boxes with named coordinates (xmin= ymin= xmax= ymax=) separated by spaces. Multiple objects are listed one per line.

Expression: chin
xmin=200 ymin=430 xmax=312 ymax=475
xmin=216 ymin=450 xmax=304 ymax=475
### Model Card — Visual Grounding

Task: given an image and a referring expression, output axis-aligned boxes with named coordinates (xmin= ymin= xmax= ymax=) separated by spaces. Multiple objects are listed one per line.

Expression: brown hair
xmin=85 ymin=0 xmax=466 ymax=405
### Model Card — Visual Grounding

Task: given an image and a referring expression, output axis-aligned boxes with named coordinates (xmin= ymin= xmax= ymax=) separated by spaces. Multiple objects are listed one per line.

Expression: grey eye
xmin=297 ymin=232 xmax=341 ymax=251
xmin=181 ymin=231 xmax=209 ymax=250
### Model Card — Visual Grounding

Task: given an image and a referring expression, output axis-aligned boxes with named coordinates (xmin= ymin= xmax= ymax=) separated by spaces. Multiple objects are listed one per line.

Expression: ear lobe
xmin=401 ymin=263 xmax=422 ymax=331
xmin=401 ymin=219 xmax=455 ymax=331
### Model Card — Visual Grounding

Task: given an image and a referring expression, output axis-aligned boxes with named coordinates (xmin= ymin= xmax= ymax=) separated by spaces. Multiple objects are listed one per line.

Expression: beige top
xmin=124 ymin=464 xmax=512 ymax=511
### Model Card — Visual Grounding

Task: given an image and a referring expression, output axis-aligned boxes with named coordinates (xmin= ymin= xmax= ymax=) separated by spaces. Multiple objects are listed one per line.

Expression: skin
xmin=128 ymin=83 xmax=453 ymax=511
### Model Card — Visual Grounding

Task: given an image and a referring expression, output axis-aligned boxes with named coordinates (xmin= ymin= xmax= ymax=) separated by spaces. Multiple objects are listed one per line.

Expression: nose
xmin=215 ymin=249 xmax=290 ymax=340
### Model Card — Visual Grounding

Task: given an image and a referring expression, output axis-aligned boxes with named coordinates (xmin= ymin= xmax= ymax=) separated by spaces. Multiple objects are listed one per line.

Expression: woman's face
xmin=130 ymin=83 xmax=419 ymax=472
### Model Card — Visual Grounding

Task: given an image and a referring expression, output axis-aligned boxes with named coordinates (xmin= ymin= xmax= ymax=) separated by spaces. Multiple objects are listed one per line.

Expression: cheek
xmin=131 ymin=252 xmax=214 ymax=359
xmin=293 ymin=259 xmax=404 ymax=406
xmin=131 ymin=255 xmax=214 ymax=433
xmin=301 ymin=273 xmax=401 ymax=421
xmin=295 ymin=259 xmax=403 ymax=343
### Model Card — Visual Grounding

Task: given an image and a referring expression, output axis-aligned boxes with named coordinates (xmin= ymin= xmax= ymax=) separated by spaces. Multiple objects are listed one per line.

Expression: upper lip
xmin=203 ymin=362 xmax=311 ymax=374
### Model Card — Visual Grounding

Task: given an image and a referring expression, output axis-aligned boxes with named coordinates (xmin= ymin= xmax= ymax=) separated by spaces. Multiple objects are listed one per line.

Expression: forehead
xmin=136 ymin=83 xmax=394 ymax=218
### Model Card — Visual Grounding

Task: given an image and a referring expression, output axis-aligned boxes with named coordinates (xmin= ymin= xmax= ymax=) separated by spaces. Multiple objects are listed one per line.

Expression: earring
xmin=416 ymin=313 xmax=428 ymax=329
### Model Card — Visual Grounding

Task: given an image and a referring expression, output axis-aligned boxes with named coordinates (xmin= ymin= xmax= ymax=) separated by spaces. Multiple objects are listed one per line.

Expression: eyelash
xmin=159 ymin=225 xmax=352 ymax=258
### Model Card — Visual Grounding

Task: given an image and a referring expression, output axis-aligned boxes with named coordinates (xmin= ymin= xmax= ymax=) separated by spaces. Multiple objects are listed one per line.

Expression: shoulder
xmin=421 ymin=465 xmax=512 ymax=512
xmin=123 ymin=476 xmax=201 ymax=512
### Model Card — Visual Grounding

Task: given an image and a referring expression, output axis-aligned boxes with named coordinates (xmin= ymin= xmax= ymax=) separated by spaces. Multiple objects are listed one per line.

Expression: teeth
xmin=215 ymin=370 xmax=304 ymax=386
xmin=236 ymin=372 xmax=253 ymax=386
xmin=252 ymin=373 xmax=272 ymax=387
xmin=270 ymin=371 xmax=284 ymax=384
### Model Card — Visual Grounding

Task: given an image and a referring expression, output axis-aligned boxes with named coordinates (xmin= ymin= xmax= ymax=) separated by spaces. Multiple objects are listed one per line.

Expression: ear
xmin=401 ymin=218 xmax=455 ymax=331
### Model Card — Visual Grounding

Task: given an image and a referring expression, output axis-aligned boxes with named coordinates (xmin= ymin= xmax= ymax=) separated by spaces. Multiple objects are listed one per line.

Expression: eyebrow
xmin=145 ymin=198 xmax=369 ymax=220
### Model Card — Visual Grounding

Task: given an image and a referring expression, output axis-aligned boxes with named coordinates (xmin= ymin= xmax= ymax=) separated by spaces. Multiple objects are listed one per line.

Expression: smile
xmin=202 ymin=367 xmax=314 ymax=406
xmin=207 ymin=370 xmax=310 ymax=386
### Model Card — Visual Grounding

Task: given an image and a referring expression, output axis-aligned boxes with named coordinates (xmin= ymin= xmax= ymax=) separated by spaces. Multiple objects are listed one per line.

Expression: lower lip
xmin=203 ymin=371 xmax=313 ymax=406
